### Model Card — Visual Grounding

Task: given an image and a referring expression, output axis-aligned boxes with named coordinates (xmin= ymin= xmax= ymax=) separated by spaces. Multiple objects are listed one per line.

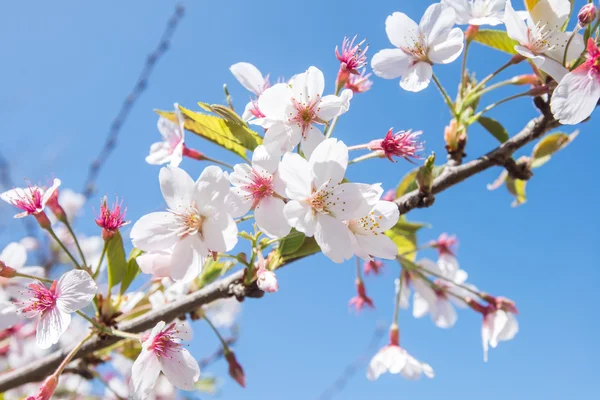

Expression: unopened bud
xmin=465 ymin=25 xmax=479 ymax=43
xmin=510 ymin=53 xmax=526 ymax=64
xmin=578 ymin=3 xmax=597 ymax=27
xmin=182 ymin=145 xmax=205 ymax=161
xmin=389 ymin=323 xmax=400 ymax=346
xmin=45 ymin=189 xmax=67 ymax=223
xmin=34 ymin=211 xmax=52 ymax=230
xmin=465 ymin=298 xmax=488 ymax=314
xmin=225 ymin=351 xmax=246 ymax=388
xmin=0 ymin=261 xmax=17 ymax=278
xmin=416 ymin=153 xmax=436 ymax=194
xmin=27 ymin=375 xmax=58 ymax=400
xmin=511 ymin=74 xmax=540 ymax=86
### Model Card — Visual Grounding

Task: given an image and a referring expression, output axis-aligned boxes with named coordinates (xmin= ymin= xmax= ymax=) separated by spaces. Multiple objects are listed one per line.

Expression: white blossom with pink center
xmin=255 ymin=66 xmax=353 ymax=157
xmin=146 ymin=103 xmax=185 ymax=167
xmin=371 ymin=4 xmax=464 ymax=92
xmin=278 ymin=138 xmax=382 ymax=263
xmin=0 ymin=178 xmax=61 ymax=218
xmin=0 ymin=242 xmax=45 ymax=301
xmin=130 ymin=166 xmax=238 ymax=283
xmin=482 ymin=298 xmax=519 ymax=362
xmin=441 ymin=0 xmax=506 ymax=26
xmin=346 ymin=201 xmax=400 ymax=261
xmin=226 ymin=144 xmax=290 ymax=238
xmin=15 ymin=270 xmax=97 ymax=349
xmin=504 ymin=0 xmax=584 ymax=82
xmin=130 ymin=321 xmax=200 ymax=400
xmin=230 ymin=62 xmax=271 ymax=122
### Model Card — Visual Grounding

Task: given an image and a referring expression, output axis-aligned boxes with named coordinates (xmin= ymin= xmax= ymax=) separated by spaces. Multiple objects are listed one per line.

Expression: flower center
xmin=21 ymin=281 xmax=58 ymax=315
xmin=307 ymin=182 xmax=341 ymax=215
xmin=14 ymin=188 xmax=43 ymax=214
xmin=289 ymin=96 xmax=321 ymax=136
xmin=527 ymin=22 xmax=556 ymax=54
xmin=349 ymin=211 xmax=383 ymax=235
xmin=149 ymin=323 xmax=181 ymax=358
xmin=170 ymin=202 xmax=205 ymax=238
xmin=400 ymin=31 xmax=429 ymax=62
xmin=244 ymin=170 xmax=274 ymax=203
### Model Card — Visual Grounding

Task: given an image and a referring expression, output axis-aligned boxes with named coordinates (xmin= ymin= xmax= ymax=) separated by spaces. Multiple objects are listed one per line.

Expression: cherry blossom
xmin=441 ymin=0 xmax=505 ymax=26
xmin=146 ymin=104 xmax=185 ymax=167
xmin=348 ymin=279 xmax=374 ymax=312
xmin=226 ymin=144 xmax=290 ymax=238
xmin=371 ymin=4 xmax=464 ymax=92
xmin=95 ymin=196 xmax=129 ymax=240
xmin=1 ymin=179 xmax=61 ymax=219
xmin=255 ymin=66 xmax=353 ymax=157
xmin=346 ymin=201 xmax=400 ymax=260
xmin=16 ymin=270 xmax=97 ymax=349
xmin=504 ymin=0 xmax=584 ymax=82
xmin=551 ymin=38 xmax=600 ymax=124
xmin=46 ymin=188 xmax=85 ymax=223
xmin=130 ymin=166 xmax=237 ymax=282
xmin=364 ymin=259 xmax=384 ymax=275
xmin=278 ymin=138 xmax=382 ymax=263
xmin=480 ymin=297 xmax=519 ymax=362
xmin=130 ymin=321 xmax=200 ymax=400
xmin=230 ymin=62 xmax=271 ymax=122
xmin=345 ymin=68 xmax=373 ymax=93
xmin=257 ymin=267 xmax=279 ymax=293
xmin=0 ymin=242 xmax=45 ymax=301
xmin=368 ymin=129 xmax=424 ymax=162
xmin=367 ymin=326 xmax=435 ymax=381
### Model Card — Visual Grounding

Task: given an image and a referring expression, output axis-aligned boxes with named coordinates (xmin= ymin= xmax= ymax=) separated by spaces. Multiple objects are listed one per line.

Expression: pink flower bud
xmin=257 ymin=268 xmax=278 ymax=293
xmin=578 ymin=3 xmax=597 ymax=27
xmin=0 ymin=261 xmax=16 ymax=278
xmin=348 ymin=279 xmax=374 ymax=312
xmin=465 ymin=25 xmax=479 ymax=43
xmin=511 ymin=74 xmax=540 ymax=86
xmin=364 ymin=259 xmax=384 ymax=275
xmin=225 ymin=351 xmax=246 ymax=388
xmin=26 ymin=375 xmax=58 ymax=400
xmin=432 ymin=233 xmax=458 ymax=256
xmin=182 ymin=145 xmax=206 ymax=161
xmin=381 ymin=189 xmax=395 ymax=202
xmin=45 ymin=188 xmax=67 ymax=222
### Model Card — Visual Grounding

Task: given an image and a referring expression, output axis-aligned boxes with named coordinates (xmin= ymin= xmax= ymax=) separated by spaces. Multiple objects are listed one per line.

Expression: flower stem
xmin=459 ymin=39 xmax=471 ymax=98
xmin=432 ymin=73 xmax=459 ymax=119
xmin=63 ymin=219 xmax=88 ymax=269
xmin=202 ymin=156 xmax=234 ymax=170
xmin=473 ymin=57 xmax=517 ymax=93
xmin=562 ymin=30 xmax=579 ymax=67
xmin=414 ymin=263 xmax=483 ymax=299
xmin=324 ymin=115 xmax=340 ymax=139
xmin=14 ymin=272 xmax=53 ymax=284
xmin=92 ymin=241 xmax=108 ymax=280
xmin=349 ymin=151 xmax=382 ymax=164
xmin=45 ymin=226 xmax=82 ymax=270
xmin=392 ymin=267 xmax=404 ymax=325
xmin=55 ymin=332 xmax=94 ymax=376
xmin=462 ymin=78 xmax=516 ymax=108
xmin=347 ymin=144 xmax=370 ymax=151
xmin=472 ymin=90 xmax=532 ymax=120
xmin=76 ymin=311 xmax=142 ymax=340
xmin=235 ymin=214 xmax=254 ymax=224
xmin=204 ymin=315 xmax=230 ymax=350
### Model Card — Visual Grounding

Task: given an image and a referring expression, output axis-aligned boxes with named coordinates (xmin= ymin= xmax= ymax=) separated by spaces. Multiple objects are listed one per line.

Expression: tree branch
xmin=0 ymin=102 xmax=561 ymax=392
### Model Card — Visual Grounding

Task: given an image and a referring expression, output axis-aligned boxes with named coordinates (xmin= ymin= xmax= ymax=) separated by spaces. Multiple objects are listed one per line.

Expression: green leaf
xmin=197 ymin=258 xmax=234 ymax=288
xmin=106 ymin=231 xmax=128 ymax=290
xmin=195 ymin=376 xmax=219 ymax=394
xmin=396 ymin=166 xmax=446 ymax=198
xmin=506 ymin=177 xmax=527 ymax=207
xmin=472 ymin=30 xmax=518 ymax=54
xmin=120 ymin=248 xmax=143 ymax=295
xmin=278 ymin=230 xmax=306 ymax=256
xmin=478 ymin=116 xmax=509 ymax=143
xmin=280 ymin=237 xmax=321 ymax=265
xmin=530 ymin=130 xmax=578 ymax=168
xmin=385 ymin=216 xmax=427 ymax=261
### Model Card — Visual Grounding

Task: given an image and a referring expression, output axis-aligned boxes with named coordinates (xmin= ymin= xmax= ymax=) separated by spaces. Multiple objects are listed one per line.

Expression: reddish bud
xmin=578 ymin=3 xmax=597 ymax=27
xmin=349 ymin=279 xmax=375 ymax=312
xmin=182 ymin=145 xmax=205 ymax=161
xmin=510 ymin=54 xmax=526 ymax=64
xmin=26 ymin=375 xmax=58 ymax=400
xmin=389 ymin=324 xmax=400 ymax=346
xmin=364 ymin=259 xmax=384 ymax=275
xmin=465 ymin=25 xmax=479 ymax=42
xmin=45 ymin=189 xmax=67 ymax=222
xmin=511 ymin=74 xmax=540 ymax=86
xmin=0 ymin=261 xmax=17 ymax=278
xmin=34 ymin=211 xmax=52 ymax=230
xmin=465 ymin=298 xmax=488 ymax=314
xmin=225 ymin=351 xmax=246 ymax=388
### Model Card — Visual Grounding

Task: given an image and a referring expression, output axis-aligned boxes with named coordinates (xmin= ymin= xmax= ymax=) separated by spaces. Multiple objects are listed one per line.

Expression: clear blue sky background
xmin=1 ymin=1 xmax=598 ymax=399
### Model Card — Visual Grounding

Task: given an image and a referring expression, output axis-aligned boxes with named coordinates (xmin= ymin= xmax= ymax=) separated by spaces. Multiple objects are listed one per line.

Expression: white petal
xmin=56 ymin=270 xmax=98 ymax=313
xmin=159 ymin=166 xmax=195 ymax=210
xmin=146 ymin=142 xmax=173 ymax=165
xmin=551 ymin=66 xmax=600 ymax=125
xmin=252 ymin=144 xmax=281 ymax=174
xmin=290 ymin=66 xmax=325 ymax=105
xmin=130 ymin=212 xmax=179 ymax=252
xmin=194 ymin=166 xmax=230 ymax=210
xmin=278 ymin=152 xmax=312 ymax=200
xmin=440 ymin=0 xmax=470 ymax=24
xmin=328 ymin=183 xmax=382 ymax=221
xmin=400 ymin=62 xmax=433 ymax=92
xmin=371 ymin=49 xmax=410 ymax=79
xmin=258 ymin=83 xmax=293 ymax=120
xmin=157 ymin=115 xmax=183 ymax=143
xmin=1 ymin=242 xmax=27 ymax=269
xmin=529 ymin=0 xmax=570 ymax=28
xmin=428 ymin=28 xmax=464 ymax=64
xmin=202 ymin=213 xmax=238 ymax=252
xmin=504 ymin=0 xmax=529 ymax=45
xmin=130 ymin=348 xmax=161 ymax=400
xmin=255 ymin=197 xmax=291 ymax=239
xmin=229 ymin=163 xmax=254 ymax=188
xmin=159 ymin=348 xmax=200 ymax=391
xmin=355 ymin=234 xmax=398 ymax=260
xmin=263 ymin=122 xmax=302 ymax=154
xmin=309 ymin=138 xmax=348 ymax=187
xmin=385 ymin=12 xmax=420 ymax=49
xmin=230 ymin=62 xmax=265 ymax=95
xmin=224 ymin=187 xmax=253 ymax=219
xmin=135 ymin=250 xmax=173 ymax=277
xmin=36 ymin=307 xmax=70 ymax=349
xmin=431 ymin=297 xmax=457 ymax=328
xmin=170 ymin=236 xmax=205 ymax=282
xmin=371 ymin=201 xmax=400 ymax=231
xmin=420 ymin=3 xmax=456 ymax=47
xmin=0 ymin=301 xmax=19 ymax=330
xmin=534 ymin=55 xmax=568 ymax=82
xmin=283 ymin=201 xmax=316 ymax=237
xmin=315 ymin=89 xmax=353 ymax=122
xmin=314 ymin=214 xmax=354 ymax=263
xmin=40 ymin=178 xmax=61 ymax=210
xmin=497 ymin=312 xmax=519 ymax=342
xmin=301 ymin=125 xmax=325 ymax=159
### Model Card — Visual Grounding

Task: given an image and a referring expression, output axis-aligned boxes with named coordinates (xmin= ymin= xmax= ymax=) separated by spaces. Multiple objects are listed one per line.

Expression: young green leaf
xmin=478 ymin=116 xmax=509 ymax=143
xmin=278 ymin=230 xmax=306 ymax=256
xmin=106 ymin=231 xmax=128 ymax=291
xmin=472 ymin=30 xmax=519 ymax=54
xmin=119 ymin=248 xmax=143 ymax=295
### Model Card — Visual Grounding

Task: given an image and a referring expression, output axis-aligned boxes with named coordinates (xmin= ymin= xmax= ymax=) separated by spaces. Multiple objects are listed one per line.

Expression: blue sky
xmin=1 ymin=1 xmax=598 ymax=399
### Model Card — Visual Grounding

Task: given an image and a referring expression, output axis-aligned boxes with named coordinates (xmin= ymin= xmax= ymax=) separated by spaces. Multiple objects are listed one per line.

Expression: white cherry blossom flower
xmin=130 ymin=166 xmax=237 ymax=283
xmin=1 ymin=178 xmax=61 ymax=219
xmin=146 ymin=103 xmax=185 ymax=167
xmin=226 ymin=144 xmax=291 ymax=238
xmin=481 ymin=297 xmax=519 ymax=362
xmin=16 ymin=270 xmax=97 ymax=349
xmin=256 ymin=66 xmax=353 ymax=157
xmin=551 ymin=38 xmax=600 ymax=124
xmin=0 ymin=242 xmax=45 ymax=301
xmin=442 ymin=0 xmax=505 ymax=26
xmin=130 ymin=321 xmax=200 ymax=400
xmin=230 ymin=62 xmax=271 ymax=122
xmin=278 ymin=138 xmax=382 ymax=263
xmin=371 ymin=4 xmax=464 ymax=92
xmin=347 ymin=201 xmax=399 ymax=261
xmin=504 ymin=0 xmax=584 ymax=81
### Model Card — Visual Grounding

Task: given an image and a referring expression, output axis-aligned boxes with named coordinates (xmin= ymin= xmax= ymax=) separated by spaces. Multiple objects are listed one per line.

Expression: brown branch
xmin=81 ymin=4 xmax=185 ymax=200
xmin=396 ymin=100 xmax=559 ymax=214
xmin=0 ymin=102 xmax=561 ymax=392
